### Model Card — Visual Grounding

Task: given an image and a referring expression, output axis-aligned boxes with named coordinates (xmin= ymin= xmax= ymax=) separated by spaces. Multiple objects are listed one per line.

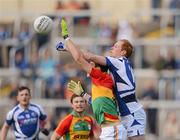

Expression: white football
xmin=34 ymin=15 xmax=53 ymax=34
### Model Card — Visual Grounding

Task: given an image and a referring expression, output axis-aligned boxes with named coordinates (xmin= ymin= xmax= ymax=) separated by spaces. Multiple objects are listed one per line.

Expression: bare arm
xmin=50 ymin=132 xmax=61 ymax=140
xmin=65 ymin=39 xmax=93 ymax=73
xmin=1 ymin=123 xmax=10 ymax=140
xmin=61 ymin=19 xmax=104 ymax=71
xmin=82 ymin=50 xmax=106 ymax=66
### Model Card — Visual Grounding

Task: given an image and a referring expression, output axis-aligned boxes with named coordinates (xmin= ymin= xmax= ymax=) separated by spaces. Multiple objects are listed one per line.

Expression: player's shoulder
xmin=84 ymin=115 xmax=94 ymax=124
xmin=63 ymin=114 xmax=73 ymax=121
xmin=6 ymin=104 xmax=20 ymax=117
xmin=29 ymin=103 xmax=45 ymax=112
xmin=106 ymin=56 xmax=124 ymax=62
xmin=11 ymin=104 xmax=20 ymax=112
xmin=59 ymin=114 xmax=73 ymax=125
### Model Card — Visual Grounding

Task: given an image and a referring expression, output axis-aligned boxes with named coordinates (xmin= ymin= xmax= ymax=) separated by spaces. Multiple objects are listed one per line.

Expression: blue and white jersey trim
xmin=106 ymin=56 xmax=142 ymax=116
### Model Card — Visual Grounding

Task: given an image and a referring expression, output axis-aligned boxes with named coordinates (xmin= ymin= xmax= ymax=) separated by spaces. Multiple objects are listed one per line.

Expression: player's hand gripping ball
xmin=34 ymin=15 xmax=53 ymax=34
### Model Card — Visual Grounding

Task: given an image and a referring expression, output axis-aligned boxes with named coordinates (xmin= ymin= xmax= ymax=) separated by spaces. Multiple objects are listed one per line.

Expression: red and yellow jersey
xmin=55 ymin=111 xmax=94 ymax=140
xmin=90 ymin=68 xmax=119 ymax=125
xmin=90 ymin=68 xmax=114 ymax=100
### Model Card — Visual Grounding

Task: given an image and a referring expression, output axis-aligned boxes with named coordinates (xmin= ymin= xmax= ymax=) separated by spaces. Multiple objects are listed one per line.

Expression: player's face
xmin=17 ymin=89 xmax=31 ymax=107
xmin=110 ymin=40 xmax=126 ymax=57
xmin=71 ymin=96 xmax=86 ymax=113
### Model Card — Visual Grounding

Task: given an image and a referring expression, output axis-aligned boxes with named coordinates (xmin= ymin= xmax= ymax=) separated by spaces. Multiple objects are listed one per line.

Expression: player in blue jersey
xmin=1 ymin=86 xmax=49 ymax=140
xmin=59 ymin=19 xmax=146 ymax=140
xmin=83 ymin=40 xmax=146 ymax=140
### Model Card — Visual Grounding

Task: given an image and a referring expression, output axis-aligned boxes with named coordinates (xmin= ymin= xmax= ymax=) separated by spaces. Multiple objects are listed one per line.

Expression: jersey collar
xmin=18 ymin=103 xmax=30 ymax=111
xmin=71 ymin=110 xmax=86 ymax=117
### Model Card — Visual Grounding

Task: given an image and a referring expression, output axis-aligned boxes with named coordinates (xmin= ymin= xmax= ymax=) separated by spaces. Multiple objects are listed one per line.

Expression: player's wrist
xmin=64 ymin=36 xmax=70 ymax=41
xmin=80 ymin=91 xmax=87 ymax=97
xmin=63 ymin=34 xmax=69 ymax=40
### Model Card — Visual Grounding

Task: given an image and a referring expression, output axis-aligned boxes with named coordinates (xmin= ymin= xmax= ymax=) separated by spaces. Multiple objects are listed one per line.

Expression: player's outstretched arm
xmin=61 ymin=19 xmax=93 ymax=73
xmin=61 ymin=19 xmax=81 ymax=61
xmin=83 ymin=51 xmax=106 ymax=66
xmin=1 ymin=123 xmax=10 ymax=140
xmin=60 ymin=18 xmax=106 ymax=66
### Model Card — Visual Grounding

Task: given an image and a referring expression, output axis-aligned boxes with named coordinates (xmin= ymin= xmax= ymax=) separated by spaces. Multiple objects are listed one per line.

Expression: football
xmin=34 ymin=15 xmax=53 ymax=34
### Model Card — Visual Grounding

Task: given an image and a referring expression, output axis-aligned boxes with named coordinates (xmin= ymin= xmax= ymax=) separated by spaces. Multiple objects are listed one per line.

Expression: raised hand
xmin=61 ymin=18 xmax=69 ymax=39
xmin=67 ymin=80 xmax=85 ymax=96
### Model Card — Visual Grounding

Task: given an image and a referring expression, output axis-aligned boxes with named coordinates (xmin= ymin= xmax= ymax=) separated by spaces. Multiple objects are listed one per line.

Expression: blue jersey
xmin=106 ymin=56 xmax=142 ymax=116
xmin=6 ymin=103 xmax=47 ymax=140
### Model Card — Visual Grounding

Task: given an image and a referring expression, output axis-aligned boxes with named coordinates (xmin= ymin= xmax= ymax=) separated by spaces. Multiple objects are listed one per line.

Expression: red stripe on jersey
xmin=104 ymin=112 xmax=119 ymax=120
xmin=55 ymin=114 xmax=73 ymax=136
xmin=90 ymin=68 xmax=113 ymax=89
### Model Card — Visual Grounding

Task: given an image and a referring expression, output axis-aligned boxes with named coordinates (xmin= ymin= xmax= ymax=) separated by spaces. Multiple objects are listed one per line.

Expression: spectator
xmin=55 ymin=0 xmax=65 ymax=10
xmin=151 ymin=0 xmax=162 ymax=21
xmin=164 ymin=50 xmax=177 ymax=69
xmin=116 ymin=20 xmax=133 ymax=42
xmin=38 ymin=48 xmax=57 ymax=81
xmin=46 ymin=63 xmax=68 ymax=99
xmin=35 ymin=34 xmax=50 ymax=50
xmin=78 ymin=1 xmax=91 ymax=25
xmin=29 ymin=51 xmax=40 ymax=81
xmin=0 ymin=25 xmax=9 ymax=40
xmin=65 ymin=0 xmax=80 ymax=10
xmin=169 ymin=0 xmax=180 ymax=29
xmin=154 ymin=49 xmax=177 ymax=70
xmin=8 ymin=80 xmax=19 ymax=104
xmin=141 ymin=80 xmax=159 ymax=135
xmin=163 ymin=111 xmax=180 ymax=138
xmin=154 ymin=51 xmax=168 ymax=70
xmin=0 ymin=46 xmax=3 ymax=67
xmin=14 ymin=50 xmax=29 ymax=71
xmin=18 ymin=23 xmax=30 ymax=42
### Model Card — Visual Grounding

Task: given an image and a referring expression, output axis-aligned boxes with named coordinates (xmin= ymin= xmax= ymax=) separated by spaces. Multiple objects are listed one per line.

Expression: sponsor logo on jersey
xmin=73 ymin=134 xmax=89 ymax=139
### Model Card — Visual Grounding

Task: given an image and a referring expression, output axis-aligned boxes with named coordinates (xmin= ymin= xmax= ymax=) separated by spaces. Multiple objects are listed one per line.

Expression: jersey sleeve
xmin=55 ymin=114 xmax=73 ymax=136
xmin=37 ymin=105 xmax=47 ymax=121
xmin=6 ymin=110 xmax=14 ymax=126
xmin=90 ymin=67 xmax=104 ymax=79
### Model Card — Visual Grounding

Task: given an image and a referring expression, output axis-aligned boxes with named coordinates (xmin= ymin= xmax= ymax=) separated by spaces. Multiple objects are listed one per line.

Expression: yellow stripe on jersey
xmin=91 ymin=84 xmax=114 ymax=101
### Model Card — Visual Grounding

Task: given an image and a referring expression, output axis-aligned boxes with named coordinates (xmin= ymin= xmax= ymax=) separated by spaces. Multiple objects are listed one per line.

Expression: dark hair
xmin=70 ymin=94 xmax=81 ymax=103
xmin=121 ymin=39 xmax=133 ymax=58
xmin=70 ymin=94 xmax=87 ymax=104
xmin=18 ymin=86 xmax=30 ymax=95
xmin=95 ymin=63 xmax=108 ymax=72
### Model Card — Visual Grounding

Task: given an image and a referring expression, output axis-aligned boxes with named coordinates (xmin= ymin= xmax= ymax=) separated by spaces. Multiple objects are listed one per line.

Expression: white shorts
xmin=100 ymin=123 xmax=127 ymax=140
xmin=121 ymin=108 xmax=146 ymax=137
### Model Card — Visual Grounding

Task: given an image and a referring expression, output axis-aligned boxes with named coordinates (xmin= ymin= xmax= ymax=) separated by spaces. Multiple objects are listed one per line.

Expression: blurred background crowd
xmin=0 ymin=0 xmax=180 ymax=139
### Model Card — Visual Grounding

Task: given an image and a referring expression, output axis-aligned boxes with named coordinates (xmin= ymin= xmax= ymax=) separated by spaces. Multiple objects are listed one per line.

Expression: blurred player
xmin=0 ymin=86 xmax=49 ymax=140
xmin=50 ymin=94 xmax=99 ymax=140
xmin=60 ymin=19 xmax=146 ymax=140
